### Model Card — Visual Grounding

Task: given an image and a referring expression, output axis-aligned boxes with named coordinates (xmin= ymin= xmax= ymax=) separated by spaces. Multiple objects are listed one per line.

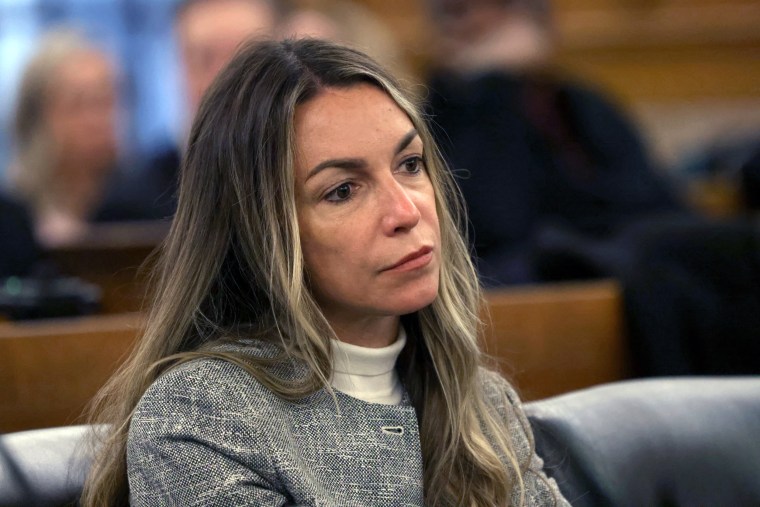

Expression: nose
xmin=380 ymin=178 xmax=421 ymax=235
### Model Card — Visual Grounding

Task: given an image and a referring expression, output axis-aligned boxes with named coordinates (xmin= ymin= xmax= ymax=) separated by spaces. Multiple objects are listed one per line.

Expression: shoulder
xmin=127 ymin=354 xmax=285 ymax=469
xmin=477 ymin=368 xmax=528 ymax=430
xmin=138 ymin=356 xmax=256 ymax=403
xmin=0 ymin=190 xmax=35 ymax=232
xmin=126 ymin=355 xmax=294 ymax=504
xmin=560 ymin=79 xmax=618 ymax=110
xmin=478 ymin=367 xmax=523 ymax=409
xmin=559 ymin=79 xmax=640 ymax=132
xmin=0 ymin=191 xmax=39 ymax=276
xmin=132 ymin=348 xmax=292 ymax=425
xmin=477 ymin=368 xmax=535 ymax=457
xmin=130 ymin=337 xmax=314 ymax=427
xmin=477 ymin=369 xmax=571 ymax=506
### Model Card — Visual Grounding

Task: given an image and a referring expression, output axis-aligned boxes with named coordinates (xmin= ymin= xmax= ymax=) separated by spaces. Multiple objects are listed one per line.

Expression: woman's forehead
xmin=293 ymin=85 xmax=417 ymax=163
xmin=295 ymin=84 xmax=412 ymax=135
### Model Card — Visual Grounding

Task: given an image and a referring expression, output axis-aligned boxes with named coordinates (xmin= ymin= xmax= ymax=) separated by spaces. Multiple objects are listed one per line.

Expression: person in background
xmin=98 ymin=0 xmax=281 ymax=221
xmin=424 ymin=0 xmax=760 ymax=377
xmin=178 ymin=0 xmax=280 ymax=118
xmin=278 ymin=0 xmax=409 ymax=80
xmin=425 ymin=0 xmax=681 ymax=285
xmin=82 ymin=38 xmax=570 ymax=506
xmin=7 ymin=30 xmax=120 ymax=247
xmin=429 ymin=0 xmax=554 ymax=74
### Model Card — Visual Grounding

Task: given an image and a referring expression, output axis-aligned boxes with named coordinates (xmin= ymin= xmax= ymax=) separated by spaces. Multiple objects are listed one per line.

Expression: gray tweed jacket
xmin=127 ymin=349 xmax=570 ymax=506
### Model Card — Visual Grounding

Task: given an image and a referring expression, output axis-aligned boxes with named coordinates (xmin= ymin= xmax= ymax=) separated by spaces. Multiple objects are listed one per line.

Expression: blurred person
xmin=178 ymin=0 xmax=280 ymax=118
xmin=429 ymin=0 xmax=554 ymax=74
xmin=425 ymin=0 xmax=682 ymax=285
xmin=271 ymin=4 xmax=760 ymax=381
xmin=278 ymin=0 xmax=409 ymax=80
xmin=7 ymin=30 xmax=120 ymax=247
xmin=98 ymin=0 xmax=281 ymax=221
xmin=424 ymin=0 xmax=760 ymax=377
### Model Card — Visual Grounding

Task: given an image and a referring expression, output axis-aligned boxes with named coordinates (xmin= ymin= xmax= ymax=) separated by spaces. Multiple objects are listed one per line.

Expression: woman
xmin=9 ymin=30 xmax=119 ymax=247
xmin=83 ymin=38 xmax=569 ymax=506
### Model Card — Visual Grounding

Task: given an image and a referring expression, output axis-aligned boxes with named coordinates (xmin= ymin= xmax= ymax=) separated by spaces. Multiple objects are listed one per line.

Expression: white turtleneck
xmin=330 ymin=327 xmax=406 ymax=405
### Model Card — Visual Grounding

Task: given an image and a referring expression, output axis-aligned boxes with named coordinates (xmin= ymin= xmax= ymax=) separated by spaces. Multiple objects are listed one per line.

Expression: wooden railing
xmin=0 ymin=313 xmax=143 ymax=433
xmin=44 ymin=221 xmax=168 ymax=314
xmin=0 ymin=279 xmax=627 ymax=432
xmin=482 ymin=279 xmax=628 ymax=400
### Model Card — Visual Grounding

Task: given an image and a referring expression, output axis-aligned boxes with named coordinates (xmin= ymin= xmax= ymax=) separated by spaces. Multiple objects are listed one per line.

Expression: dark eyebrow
xmin=305 ymin=158 xmax=365 ymax=182
xmin=394 ymin=128 xmax=419 ymax=155
xmin=304 ymin=128 xmax=419 ymax=182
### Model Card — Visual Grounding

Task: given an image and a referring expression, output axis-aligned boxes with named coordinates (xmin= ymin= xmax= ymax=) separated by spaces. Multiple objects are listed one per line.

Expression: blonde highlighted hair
xmin=82 ymin=38 xmax=526 ymax=506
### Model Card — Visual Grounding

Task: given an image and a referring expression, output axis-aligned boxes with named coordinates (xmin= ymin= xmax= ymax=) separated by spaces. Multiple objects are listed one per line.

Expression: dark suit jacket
xmin=0 ymin=192 xmax=40 ymax=277
xmin=96 ymin=146 xmax=180 ymax=222
xmin=426 ymin=71 xmax=680 ymax=285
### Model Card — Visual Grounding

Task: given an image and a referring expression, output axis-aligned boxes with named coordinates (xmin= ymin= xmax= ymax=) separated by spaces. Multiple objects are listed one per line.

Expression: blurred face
xmin=178 ymin=0 xmax=276 ymax=114
xmin=46 ymin=50 xmax=117 ymax=174
xmin=295 ymin=84 xmax=441 ymax=340
xmin=278 ymin=9 xmax=342 ymax=41
xmin=432 ymin=0 xmax=509 ymax=44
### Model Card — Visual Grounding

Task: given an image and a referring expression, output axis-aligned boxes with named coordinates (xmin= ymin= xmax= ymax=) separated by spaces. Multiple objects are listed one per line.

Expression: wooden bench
xmin=45 ymin=221 xmax=168 ymax=314
xmin=483 ymin=279 xmax=628 ymax=401
xmin=0 ymin=313 xmax=143 ymax=433
xmin=0 ymin=280 xmax=626 ymax=431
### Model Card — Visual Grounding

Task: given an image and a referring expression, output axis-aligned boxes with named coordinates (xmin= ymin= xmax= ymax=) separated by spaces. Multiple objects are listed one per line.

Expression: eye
xmin=325 ymin=182 xmax=355 ymax=203
xmin=400 ymin=156 xmax=426 ymax=174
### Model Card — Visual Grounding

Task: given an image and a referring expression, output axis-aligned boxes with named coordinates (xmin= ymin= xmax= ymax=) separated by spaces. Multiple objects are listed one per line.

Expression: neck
xmin=326 ymin=314 xmax=400 ymax=348
xmin=330 ymin=327 xmax=407 ymax=405
xmin=51 ymin=162 xmax=106 ymax=219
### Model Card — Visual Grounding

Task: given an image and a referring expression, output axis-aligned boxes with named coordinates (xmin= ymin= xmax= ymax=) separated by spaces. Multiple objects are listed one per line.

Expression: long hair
xmin=82 ymin=38 xmax=526 ymax=506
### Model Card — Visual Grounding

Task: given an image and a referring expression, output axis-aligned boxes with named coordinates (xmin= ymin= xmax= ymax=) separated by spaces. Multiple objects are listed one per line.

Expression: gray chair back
xmin=526 ymin=377 xmax=760 ymax=507
xmin=0 ymin=425 xmax=93 ymax=507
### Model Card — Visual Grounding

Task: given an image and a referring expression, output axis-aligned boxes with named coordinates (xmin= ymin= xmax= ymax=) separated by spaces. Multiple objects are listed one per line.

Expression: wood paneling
xmin=557 ymin=47 xmax=760 ymax=102
xmin=555 ymin=0 xmax=760 ymax=49
xmin=0 ymin=313 xmax=143 ymax=432
xmin=483 ymin=280 xmax=628 ymax=401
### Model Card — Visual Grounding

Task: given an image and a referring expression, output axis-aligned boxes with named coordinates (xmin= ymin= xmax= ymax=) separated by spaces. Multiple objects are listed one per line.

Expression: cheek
xmin=305 ymin=237 xmax=361 ymax=273
xmin=420 ymin=190 xmax=441 ymax=235
xmin=301 ymin=240 xmax=361 ymax=307
xmin=430 ymin=205 xmax=441 ymax=234
xmin=300 ymin=223 xmax=345 ymax=276
xmin=301 ymin=226 xmax=371 ymax=298
xmin=46 ymin=108 xmax=68 ymax=137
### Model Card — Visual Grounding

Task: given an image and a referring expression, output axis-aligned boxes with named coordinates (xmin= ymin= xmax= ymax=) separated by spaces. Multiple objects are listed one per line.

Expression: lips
xmin=383 ymin=246 xmax=434 ymax=272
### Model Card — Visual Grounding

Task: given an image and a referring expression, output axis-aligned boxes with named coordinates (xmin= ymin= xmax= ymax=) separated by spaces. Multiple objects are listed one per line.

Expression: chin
xmin=393 ymin=281 xmax=439 ymax=315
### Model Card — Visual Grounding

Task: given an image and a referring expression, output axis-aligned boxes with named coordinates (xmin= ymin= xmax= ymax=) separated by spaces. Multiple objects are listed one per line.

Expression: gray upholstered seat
xmin=0 ymin=424 xmax=93 ymax=507
xmin=526 ymin=377 xmax=760 ymax=506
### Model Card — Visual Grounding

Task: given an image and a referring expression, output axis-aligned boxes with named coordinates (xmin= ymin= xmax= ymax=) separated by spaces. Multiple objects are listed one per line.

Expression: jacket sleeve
xmin=126 ymin=359 xmax=292 ymax=507
xmin=481 ymin=370 xmax=572 ymax=507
